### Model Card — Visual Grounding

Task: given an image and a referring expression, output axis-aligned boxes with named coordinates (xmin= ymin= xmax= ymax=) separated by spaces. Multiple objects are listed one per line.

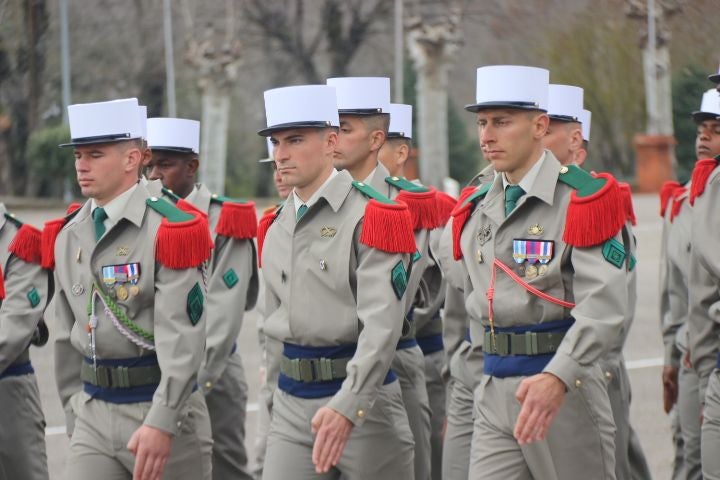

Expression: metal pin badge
xmin=476 ymin=250 xmax=483 ymax=263
xmin=76 ymin=248 xmax=82 ymax=263
xmin=319 ymin=260 xmax=327 ymax=271
xmin=71 ymin=283 xmax=84 ymax=296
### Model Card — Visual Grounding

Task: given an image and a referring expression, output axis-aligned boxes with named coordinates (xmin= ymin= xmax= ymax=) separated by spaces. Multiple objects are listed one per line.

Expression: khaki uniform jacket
xmin=660 ymin=189 xmax=691 ymax=368
xmin=458 ymin=152 xmax=627 ymax=387
xmin=262 ymin=169 xmax=410 ymax=426
xmin=0 ymin=205 xmax=49 ymax=372
xmin=689 ymin=168 xmax=720 ymax=398
xmin=51 ymin=184 xmax=207 ymax=435
xmin=187 ymin=184 xmax=258 ymax=392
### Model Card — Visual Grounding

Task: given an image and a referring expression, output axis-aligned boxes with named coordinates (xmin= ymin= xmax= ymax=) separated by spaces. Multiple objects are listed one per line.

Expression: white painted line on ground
xmin=626 ymin=357 xmax=664 ymax=370
xmin=46 ymin=402 xmax=261 ymax=437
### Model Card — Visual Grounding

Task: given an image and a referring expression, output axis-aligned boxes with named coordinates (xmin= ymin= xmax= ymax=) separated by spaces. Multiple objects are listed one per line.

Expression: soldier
xmin=329 ymin=77 xmax=436 ymax=480
xmin=452 ymin=65 xmax=625 ymax=479
xmin=0 ymin=207 xmax=49 ymax=479
xmin=662 ymin=88 xmax=720 ymax=480
xmin=258 ymin=84 xmax=415 ymax=479
xmin=45 ymin=98 xmax=213 ymax=480
xmin=543 ymin=84 xmax=650 ymax=480
xmin=145 ymin=117 xmax=259 ymax=480
xmin=378 ymin=102 xmax=452 ymax=480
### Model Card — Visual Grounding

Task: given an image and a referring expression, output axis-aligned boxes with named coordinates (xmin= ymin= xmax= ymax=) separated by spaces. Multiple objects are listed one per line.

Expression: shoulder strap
xmin=3 ymin=213 xmax=41 ymax=265
xmin=450 ymin=183 xmax=492 ymax=260
xmin=351 ymin=181 xmax=396 ymax=204
xmin=384 ymin=176 xmax=430 ymax=193
xmin=689 ymin=156 xmax=720 ymax=205
xmin=351 ymin=181 xmax=416 ymax=253
xmin=40 ymin=205 xmax=83 ymax=269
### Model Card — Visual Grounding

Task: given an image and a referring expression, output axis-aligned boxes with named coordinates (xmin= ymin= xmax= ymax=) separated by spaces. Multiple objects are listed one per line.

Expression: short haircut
xmin=386 ymin=136 xmax=412 ymax=149
xmin=360 ymin=113 xmax=390 ymax=135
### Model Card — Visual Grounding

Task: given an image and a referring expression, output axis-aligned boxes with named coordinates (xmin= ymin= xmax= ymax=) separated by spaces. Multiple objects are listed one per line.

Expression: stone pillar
xmin=634 ymin=134 xmax=676 ymax=192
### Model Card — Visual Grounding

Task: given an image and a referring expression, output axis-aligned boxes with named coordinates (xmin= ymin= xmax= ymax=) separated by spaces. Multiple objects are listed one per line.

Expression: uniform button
xmin=150 ymin=196 xmax=158 ymax=202
xmin=574 ymin=379 xmax=582 ymax=388
xmin=177 ymin=421 xmax=182 ymax=428
xmin=605 ymin=371 xmax=612 ymax=379
xmin=205 ymin=381 xmax=213 ymax=389
xmin=357 ymin=409 xmax=365 ymax=418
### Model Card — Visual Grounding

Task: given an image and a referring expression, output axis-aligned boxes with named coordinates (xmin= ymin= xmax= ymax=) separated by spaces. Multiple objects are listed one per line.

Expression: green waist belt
xmin=483 ymin=330 xmax=566 ymax=356
xmin=280 ymin=356 xmax=350 ymax=383
xmin=81 ymin=361 xmax=162 ymax=389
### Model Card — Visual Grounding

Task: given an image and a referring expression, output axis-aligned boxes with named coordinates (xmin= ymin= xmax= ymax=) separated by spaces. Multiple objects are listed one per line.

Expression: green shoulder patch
xmin=146 ymin=197 xmax=194 ymax=223
xmin=161 ymin=187 xmax=181 ymax=203
xmin=27 ymin=287 xmax=40 ymax=308
xmin=602 ymin=238 xmax=626 ymax=269
xmin=210 ymin=193 xmax=248 ymax=205
xmin=391 ymin=260 xmax=408 ymax=300
xmin=384 ymin=176 xmax=429 ymax=193
xmin=351 ymin=181 xmax=396 ymax=205
xmin=462 ymin=183 xmax=492 ymax=208
xmin=557 ymin=164 xmax=607 ymax=198
xmin=223 ymin=268 xmax=239 ymax=289
xmin=3 ymin=212 xmax=24 ymax=229
xmin=186 ymin=282 xmax=204 ymax=326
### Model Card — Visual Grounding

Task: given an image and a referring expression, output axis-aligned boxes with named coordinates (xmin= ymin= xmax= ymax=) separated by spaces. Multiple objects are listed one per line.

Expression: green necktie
xmin=504 ymin=185 xmax=525 ymax=217
xmin=296 ymin=204 xmax=308 ymax=222
xmin=93 ymin=207 xmax=108 ymax=241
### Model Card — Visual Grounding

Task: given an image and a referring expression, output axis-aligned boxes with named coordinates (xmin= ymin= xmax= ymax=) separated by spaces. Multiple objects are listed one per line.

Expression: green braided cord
xmin=90 ymin=283 xmax=155 ymax=342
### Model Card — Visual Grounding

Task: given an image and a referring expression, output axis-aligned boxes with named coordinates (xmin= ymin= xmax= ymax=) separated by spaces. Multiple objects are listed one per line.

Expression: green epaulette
xmin=557 ymin=164 xmax=605 ymax=196
xmin=146 ymin=197 xmax=194 ymax=223
xmin=461 ymin=182 xmax=492 ymax=207
xmin=161 ymin=187 xmax=182 ymax=203
xmin=384 ymin=176 xmax=430 ymax=193
xmin=3 ymin=212 xmax=24 ymax=229
xmin=351 ymin=181 xmax=397 ymax=205
xmin=210 ymin=193 xmax=249 ymax=205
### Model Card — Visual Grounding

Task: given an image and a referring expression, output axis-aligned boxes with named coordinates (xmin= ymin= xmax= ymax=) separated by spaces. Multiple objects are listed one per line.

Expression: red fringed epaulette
xmin=215 ymin=202 xmax=258 ymax=240
xmin=257 ymin=209 xmax=280 ymax=268
xmin=618 ymin=183 xmax=636 ymax=226
xmin=176 ymin=198 xmax=208 ymax=218
xmin=40 ymin=203 xmax=83 ymax=270
xmin=660 ymin=181 xmax=682 ymax=217
xmin=560 ymin=171 xmax=625 ymax=247
xmin=66 ymin=203 xmax=82 ymax=215
xmin=450 ymin=185 xmax=490 ymax=260
xmin=9 ymin=224 xmax=42 ymax=264
xmin=396 ymin=189 xmax=440 ymax=231
xmin=0 ymin=264 xmax=4 ymax=299
xmin=359 ymin=200 xmax=416 ymax=253
xmin=146 ymin=198 xmax=213 ymax=269
xmin=689 ymin=158 xmax=720 ymax=205
xmin=670 ymin=187 xmax=688 ymax=222
xmin=435 ymin=191 xmax=457 ymax=226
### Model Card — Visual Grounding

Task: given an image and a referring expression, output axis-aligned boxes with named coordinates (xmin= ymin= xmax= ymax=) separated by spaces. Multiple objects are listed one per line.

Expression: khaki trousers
xmin=677 ymin=363 xmax=702 ymax=480
xmin=65 ymin=390 xmax=213 ymax=479
xmin=469 ymin=368 xmax=617 ymax=480
xmin=262 ymin=380 xmax=414 ymax=480
xmin=441 ymin=379 xmax=474 ymax=480
xmin=0 ymin=373 xmax=48 ymax=480
xmin=701 ymin=369 xmax=720 ymax=479
xmin=423 ymin=349 xmax=446 ymax=480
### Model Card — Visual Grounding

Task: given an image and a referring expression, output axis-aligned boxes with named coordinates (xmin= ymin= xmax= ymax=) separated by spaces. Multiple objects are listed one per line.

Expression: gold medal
xmin=476 ymin=249 xmax=483 ymax=263
xmin=528 ymin=224 xmax=544 ymax=236
xmin=130 ymin=285 xmax=140 ymax=297
xmin=526 ymin=264 xmax=538 ymax=279
xmin=116 ymin=285 xmax=129 ymax=301
xmin=538 ymin=264 xmax=548 ymax=276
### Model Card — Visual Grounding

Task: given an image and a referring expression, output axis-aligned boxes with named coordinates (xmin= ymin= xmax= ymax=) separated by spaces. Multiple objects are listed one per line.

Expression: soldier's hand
xmin=513 ymin=373 xmax=566 ymax=445
xmin=662 ymin=366 xmax=679 ymax=414
xmin=127 ymin=425 xmax=172 ymax=480
xmin=311 ymin=406 xmax=353 ymax=473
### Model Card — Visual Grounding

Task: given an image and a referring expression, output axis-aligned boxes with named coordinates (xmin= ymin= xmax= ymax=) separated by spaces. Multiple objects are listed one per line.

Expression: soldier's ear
xmin=532 ymin=113 xmax=550 ymax=140
xmin=186 ymin=157 xmax=200 ymax=176
xmin=369 ymin=129 xmax=386 ymax=153
xmin=124 ymin=145 xmax=142 ymax=173
xmin=569 ymin=126 xmax=584 ymax=151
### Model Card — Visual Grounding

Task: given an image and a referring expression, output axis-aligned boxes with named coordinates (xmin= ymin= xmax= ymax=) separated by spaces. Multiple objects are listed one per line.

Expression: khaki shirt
xmin=689 ymin=168 xmax=720 ymax=397
xmin=457 ymin=152 xmax=627 ymax=387
xmin=0 ymin=205 xmax=49 ymax=372
xmin=51 ymin=183 xmax=207 ymax=435
xmin=185 ymin=184 xmax=259 ymax=392
xmin=262 ymin=169 xmax=410 ymax=426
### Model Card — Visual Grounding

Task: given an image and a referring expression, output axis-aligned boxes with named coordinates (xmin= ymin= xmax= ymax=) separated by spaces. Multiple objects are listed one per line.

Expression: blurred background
xmin=0 ymin=0 xmax=717 ymax=200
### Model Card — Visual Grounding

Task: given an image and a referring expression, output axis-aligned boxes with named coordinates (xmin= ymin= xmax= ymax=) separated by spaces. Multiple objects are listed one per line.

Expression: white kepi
xmin=465 ymin=65 xmax=549 ymax=112
xmin=259 ymin=85 xmax=339 ymax=137
xmin=326 ymin=77 xmax=391 ymax=114
xmin=259 ymin=138 xmax=274 ymax=163
xmin=387 ymin=103 xmax=413 ymax=139
xmin=147 ymin=118 xmax=200 ymax=154
xmin=60 ymin=98 xmax=144 ymax=147
xmin=692 ymin=89 xmax=720 ymax=123
xmin=579 ymin=109 xmax=592 ymax=143
xmin=547 ymin=84 xmax=584 ymax=122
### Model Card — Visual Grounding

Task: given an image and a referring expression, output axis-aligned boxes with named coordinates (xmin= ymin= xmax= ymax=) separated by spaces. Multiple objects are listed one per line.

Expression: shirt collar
xmin=91 ymin=183 xmax=139 ymax=225
xmin=502 ymin=151 xmax=546 ymax=192
xmin=185 ymin=185 xmax=200 ymax=203
xmin=293 ymin=169 xmax=339 ymax=215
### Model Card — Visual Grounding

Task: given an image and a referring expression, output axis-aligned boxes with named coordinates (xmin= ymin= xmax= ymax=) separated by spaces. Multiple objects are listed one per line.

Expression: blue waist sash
xmin=83 ymin=355 xmax=159 ymax=404
xmin=279 ymin=343 xmax=396 ymax=399
xmin=483 ymin=319 xmax=574 ymax=378
xmin=417 ymin=334 xmax=444 ymax=355
xmin=465 ymin=328 xmax=472 ymax=343
xmin=397 ymin=338 xmax=419 ymax=350
xmin=0 ymin=362 xmax=34 ymax=380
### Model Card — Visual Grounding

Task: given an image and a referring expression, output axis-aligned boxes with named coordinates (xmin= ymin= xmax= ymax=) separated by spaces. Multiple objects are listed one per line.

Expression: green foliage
xmin=26 ymin=124 xmax=78 ymax=197
xmin=672 ymin=64 xmax=710 ymax=183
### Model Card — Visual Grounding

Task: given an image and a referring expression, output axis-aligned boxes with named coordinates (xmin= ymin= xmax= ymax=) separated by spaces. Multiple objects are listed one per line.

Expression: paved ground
xmin=13 ymin=192 xmax=674 ymax=479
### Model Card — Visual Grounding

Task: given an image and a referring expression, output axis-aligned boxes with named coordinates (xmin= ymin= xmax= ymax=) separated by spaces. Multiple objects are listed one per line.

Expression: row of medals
xmin=107 ymin=282 xmax=139 ymax=301
xmin=476 ymin=224 xmax=549 ymax=279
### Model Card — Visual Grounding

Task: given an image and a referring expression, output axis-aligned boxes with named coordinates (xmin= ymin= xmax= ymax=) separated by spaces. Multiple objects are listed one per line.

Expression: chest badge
xmin=528 ymin=224 xmax=544 ymax=236
xmin=320 ymin=226 xmax=337 ymax=238
xmin=116 ymin=246 xmax=130 ymax=256
xmin=476 ymin=225 xmax=492 ymax=245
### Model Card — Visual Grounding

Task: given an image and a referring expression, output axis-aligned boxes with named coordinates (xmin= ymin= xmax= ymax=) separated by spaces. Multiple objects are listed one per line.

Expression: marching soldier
xmin=662 ymin=88 xmax=720 ymax=480
xmin=543 ymin=84 xmax=650 ymax=480
xmin=452 ymin=65 xmax=625 ymax=479
xmin=145 ymin=117 xmax=259 ymax=480
xmin=46 ymin=98 xmax=213 ymax=480
xmin=329 ymin=77 xmax=436 ymax=480
xmin=0 ymin=207 xmax=49 ymax=479
xmin=258 ymin=84 xmax=415 ymax=479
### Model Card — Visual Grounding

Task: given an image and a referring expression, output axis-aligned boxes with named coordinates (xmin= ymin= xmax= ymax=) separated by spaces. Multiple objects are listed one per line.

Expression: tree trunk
xmin=199 ymin=83 xmax=230 ymax=195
